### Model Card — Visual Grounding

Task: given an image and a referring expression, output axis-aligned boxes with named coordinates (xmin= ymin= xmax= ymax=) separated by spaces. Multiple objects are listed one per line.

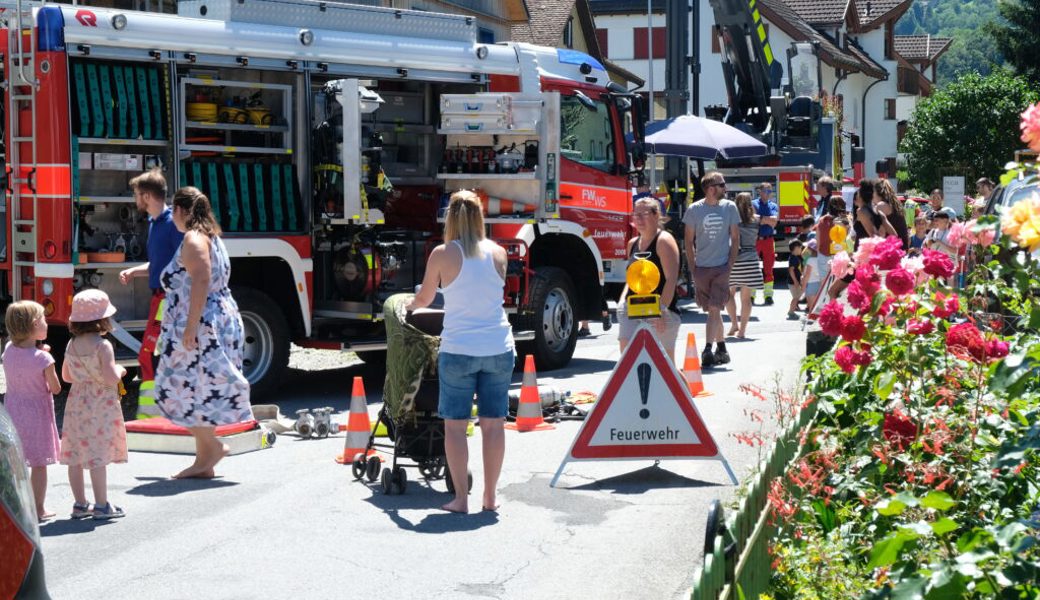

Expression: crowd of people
xmin=3 ymin=169 xmax=252 ymax=522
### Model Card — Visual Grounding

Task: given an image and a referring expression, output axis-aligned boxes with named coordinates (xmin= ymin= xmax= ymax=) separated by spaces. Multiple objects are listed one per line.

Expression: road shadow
xmin=39 ymin=517 xmax=122 ymax=537
xmin=125 ymin=476 xmax=239 ymax=497
xmin=564 ymin=464 xmax=720 ymax=494
xmin=361 ymin=485 xmax=500 ymax=533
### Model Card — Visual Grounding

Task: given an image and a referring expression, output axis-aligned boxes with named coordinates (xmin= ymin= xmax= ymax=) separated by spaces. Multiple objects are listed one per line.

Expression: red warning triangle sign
xmin=568 ymin=326 xmax=719 ymax=460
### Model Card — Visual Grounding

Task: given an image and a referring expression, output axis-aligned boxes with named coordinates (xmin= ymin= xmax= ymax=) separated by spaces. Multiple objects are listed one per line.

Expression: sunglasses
xmin=709 ymin=182 xmax=727 ymax=189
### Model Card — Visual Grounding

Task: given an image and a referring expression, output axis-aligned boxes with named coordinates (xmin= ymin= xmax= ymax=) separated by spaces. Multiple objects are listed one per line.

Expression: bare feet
xmin=482 ymin=493 xmax=498 ymax=512
xmin=172 ymin=464 xmax=214 ymax=479
xmin=726 ymin=328 xmax=739 ymax=337
xmin=441 ymin=498 xmax=468 ymax=514
xmin=37 ymin=510 xmax=56 ymax=522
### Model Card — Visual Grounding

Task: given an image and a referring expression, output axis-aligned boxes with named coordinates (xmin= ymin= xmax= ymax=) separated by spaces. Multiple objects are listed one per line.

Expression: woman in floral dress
xmin=155 ymin=186 xmax=251 ymax=479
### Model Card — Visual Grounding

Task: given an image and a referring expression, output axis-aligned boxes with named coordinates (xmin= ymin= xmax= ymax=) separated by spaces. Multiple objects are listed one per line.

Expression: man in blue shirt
xmin=119 ymin=169 xmax=184 ymax=418
xmin=754 ymin=182 xmax=779 ymax=305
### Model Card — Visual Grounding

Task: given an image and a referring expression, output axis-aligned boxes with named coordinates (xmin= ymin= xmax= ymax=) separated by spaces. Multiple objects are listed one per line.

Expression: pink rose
xmin=985 ymin=339 xmax=1009 ymax=360
xmin=877 ymin=296 xmax=896 ymax=318
xmin=907 ymin=318 xmax=934 ymax=335
xmin=922 ymin=249 xmax=955 ymax=279
xmin=854 ymin=236 xmax=885 ymax=266
xmin=855 ymin=265 xmax=881 ymax=295
xmin=885 ymin=268 xmax=915 ymax=296
xmin=852 ymin=349 xmax=873 ymax=367
xmin=819 ymin=301 xmax=845 ymax=337
xmin=834 ymin=345 xmax=857 ymax=373
xmin=830 ymin=251 xmax=852 ymax=279
xmin=1021 ymin=102 xmax=1040 ymax=153
xmin=947 ymin=222 xmax=969 ymax=249
xmin=841 ymin=315 xmax=867 ymax=342
xmin=869 ymin=236 xmax=906 ymax=270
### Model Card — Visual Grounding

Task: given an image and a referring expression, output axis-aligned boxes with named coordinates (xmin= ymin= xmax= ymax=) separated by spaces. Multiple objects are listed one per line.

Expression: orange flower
xmin=1001 ymin=193 xmax=1040 ymax=252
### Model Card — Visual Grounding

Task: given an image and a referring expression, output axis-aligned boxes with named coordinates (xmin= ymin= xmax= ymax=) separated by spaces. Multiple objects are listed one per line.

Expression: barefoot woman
xmin=408 ymin=190 xmax=515 ymax=513
xmin=155 ymin=187 xmax=252 ymax=479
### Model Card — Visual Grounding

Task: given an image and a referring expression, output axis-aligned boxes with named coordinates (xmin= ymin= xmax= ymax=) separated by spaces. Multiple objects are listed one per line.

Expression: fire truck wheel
xmin=233 ymin=287 xmax=290 ymax=398
xmin=521 ymin=267 xmax=578 ymax=371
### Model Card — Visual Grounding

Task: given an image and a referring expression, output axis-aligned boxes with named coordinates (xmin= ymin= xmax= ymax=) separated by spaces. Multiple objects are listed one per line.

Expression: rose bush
xmin=761 ymin=145 xmax=1040 ymax=598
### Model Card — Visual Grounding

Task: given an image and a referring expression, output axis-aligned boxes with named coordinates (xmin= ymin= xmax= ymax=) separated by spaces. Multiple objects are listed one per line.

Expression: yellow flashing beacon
xmin=626 ymin=253 xmax=662 ymax=318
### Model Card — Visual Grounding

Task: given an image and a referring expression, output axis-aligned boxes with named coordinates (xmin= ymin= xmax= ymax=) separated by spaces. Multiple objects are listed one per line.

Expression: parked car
xmin=985 ymin=174 xmax=1039 ymax=218
xmin=0 ymin=403 xmax=50 ymax=598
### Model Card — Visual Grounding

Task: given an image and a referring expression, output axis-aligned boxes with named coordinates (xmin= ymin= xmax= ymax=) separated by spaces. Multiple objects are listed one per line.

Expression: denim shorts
xmin=438 ymin=350 xmax=516 ymax=420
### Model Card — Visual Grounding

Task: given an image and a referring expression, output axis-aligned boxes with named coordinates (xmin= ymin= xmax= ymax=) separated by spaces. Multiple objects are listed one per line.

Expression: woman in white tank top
xmin=408 ymin=191 xmax=515 ymax=514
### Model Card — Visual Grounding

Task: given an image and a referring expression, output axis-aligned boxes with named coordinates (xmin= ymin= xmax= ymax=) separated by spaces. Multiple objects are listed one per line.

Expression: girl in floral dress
xmin=3 ymin=301 xmax=63 ymax=521
xmin=60 ymin=289 xmax=128 ymax=520
xmin=155 ymin=187 xmax=251 ymax=479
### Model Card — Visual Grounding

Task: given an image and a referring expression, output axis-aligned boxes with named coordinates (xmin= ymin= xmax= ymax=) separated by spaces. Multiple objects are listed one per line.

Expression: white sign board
xmin=550 ymin=324 xmax=736 ymax=487
xmin=943 ymin=176 xmax=966 ymax=216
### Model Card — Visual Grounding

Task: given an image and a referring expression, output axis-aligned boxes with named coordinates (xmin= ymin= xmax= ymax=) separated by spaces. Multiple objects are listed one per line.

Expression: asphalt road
xmin=25 ymin=287 xmax=807 ymax=600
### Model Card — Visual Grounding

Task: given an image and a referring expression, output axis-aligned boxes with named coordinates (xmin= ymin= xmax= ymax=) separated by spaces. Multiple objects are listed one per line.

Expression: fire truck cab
xmin=0 ymin=0 xmax=645 ymax=394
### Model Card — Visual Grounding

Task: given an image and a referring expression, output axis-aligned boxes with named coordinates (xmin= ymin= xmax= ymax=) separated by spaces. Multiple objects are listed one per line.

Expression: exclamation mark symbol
xmin=637 ymin=363 xmax=651 ymax=419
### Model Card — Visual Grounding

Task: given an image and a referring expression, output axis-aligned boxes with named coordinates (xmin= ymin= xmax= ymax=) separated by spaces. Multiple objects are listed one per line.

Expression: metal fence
xmin=689 ymin=398 xmax=818 ymax=600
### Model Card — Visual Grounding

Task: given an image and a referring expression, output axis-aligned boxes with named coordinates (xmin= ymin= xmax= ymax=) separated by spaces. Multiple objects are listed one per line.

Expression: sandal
xmin=92 ymin=503 xmax=126 ymax=520
xmin=71 ymin=502 xmax=93 ymax=519
xmin=577 ymin=327 xmax=592 ymax=337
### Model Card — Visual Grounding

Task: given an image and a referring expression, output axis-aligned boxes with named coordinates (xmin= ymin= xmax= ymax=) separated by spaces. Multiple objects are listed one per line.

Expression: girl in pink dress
xmin=3 ymin=301 xmax=63 ymax=521
xmin=60 ymin=290 xmax=129 ymax=520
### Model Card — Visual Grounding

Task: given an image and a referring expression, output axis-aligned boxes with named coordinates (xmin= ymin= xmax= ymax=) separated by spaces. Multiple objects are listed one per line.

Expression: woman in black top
xmin=617 ymin=198 xmax=681 ymax=356
xmin=874 ymin=179 xmax=910 ymax=250
xmin=853 ymin=180 xmax=882 ymax=250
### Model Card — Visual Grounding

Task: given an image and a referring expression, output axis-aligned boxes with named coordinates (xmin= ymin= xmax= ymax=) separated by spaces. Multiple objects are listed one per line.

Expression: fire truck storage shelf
xmin=77 ymin=138 xmax=170 ymax=147
xmin=75 ymin=262 xmax=146 ymax=270
xmin=77 ymin=196 xmax=137 ymax=204
xmin=178 ymin=77 xmax=293 ymax=155
xmin=436 ymin=172 xmax=537 ymax=180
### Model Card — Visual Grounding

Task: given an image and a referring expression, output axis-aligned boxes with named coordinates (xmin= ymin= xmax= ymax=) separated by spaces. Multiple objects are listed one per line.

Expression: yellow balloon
xmin=626 ymin=258 xmax=661 ymax=295
xmin=830 ymin=225 xmax=847 ymax=244
xmin=830 ymin=242 xmax=844 ymax=254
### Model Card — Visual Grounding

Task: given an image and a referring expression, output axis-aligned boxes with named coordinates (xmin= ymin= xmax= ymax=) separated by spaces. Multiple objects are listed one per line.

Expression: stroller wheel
xmin=366 ymin=455 xmax=382 ymax=482
xmin=351 ymin=453 xmax=366 ymax=480
xmin=445 ymin=467 xmax=474 ymax=494
xmin=380 ymin=468 xmax=395 ymax=494
xmin=393 ymin=466 xmax=407 ymax=494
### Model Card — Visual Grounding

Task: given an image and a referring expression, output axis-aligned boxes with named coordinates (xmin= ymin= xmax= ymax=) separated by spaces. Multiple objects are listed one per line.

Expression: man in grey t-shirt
xmin=682 ymin=171 xmax=740 ymax=367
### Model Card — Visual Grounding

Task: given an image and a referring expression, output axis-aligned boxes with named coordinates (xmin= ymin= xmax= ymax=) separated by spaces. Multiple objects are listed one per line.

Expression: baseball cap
xmin=935 ymin=207 xmax=957 ymax=220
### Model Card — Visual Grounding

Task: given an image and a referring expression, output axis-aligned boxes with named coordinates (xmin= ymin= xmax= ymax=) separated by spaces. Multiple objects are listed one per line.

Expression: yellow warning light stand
xmin=626 ymin=257 xmax=661 ymax=318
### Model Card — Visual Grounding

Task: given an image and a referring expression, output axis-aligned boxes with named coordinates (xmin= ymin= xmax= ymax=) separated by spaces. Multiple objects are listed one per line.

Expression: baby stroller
xmin=351 ymin=293 xmax=472 ymax=495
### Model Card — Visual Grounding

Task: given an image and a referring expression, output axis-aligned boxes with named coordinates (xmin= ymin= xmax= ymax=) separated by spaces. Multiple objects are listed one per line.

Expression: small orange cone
xmin=335 ymin=376 xmax=374 ymax=463
xmin=475 ymin=189 xmax=537 ymax=216
xmin=681 ymin=332 xmax=713 ymax=398
xmin=505 ymin=355 xmax=555 ymax=432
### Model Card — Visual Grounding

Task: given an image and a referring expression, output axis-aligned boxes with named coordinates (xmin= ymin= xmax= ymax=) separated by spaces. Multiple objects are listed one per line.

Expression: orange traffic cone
xmin=505 ymin=355 xmax=555 ymax=432
xmin=681 ymin=332 xmax=713 ymax=398
xmin=335 ymin=376 xmax=374 ymax=463
xmin=484 ymin=197 xmax=537 ymax=216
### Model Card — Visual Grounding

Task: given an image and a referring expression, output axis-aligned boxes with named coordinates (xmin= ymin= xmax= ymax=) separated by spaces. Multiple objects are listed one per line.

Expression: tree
xmin=899 ymin=70 xmax=1038 ymax=192
xmin=985 ymin=0 xmax=1040 ymax=86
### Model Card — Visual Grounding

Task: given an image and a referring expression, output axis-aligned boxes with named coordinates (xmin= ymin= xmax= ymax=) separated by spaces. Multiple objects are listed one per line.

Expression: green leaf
xmin=877 ymin=498 xmax=907 ymax=516
xmin=921 ymin=491 xmax=957 ymax=511
xmin=891 ymin=575 xmax=926 ymax=600
xmin=926 ymin=569 xmax=967 ymax=600
xmin=875 ymin=371 xmax=897 ymax=401
xmin=812 ymin=499 xmax=838 ymax=533
xmin=867 ymin=532 xmax=907 ymax=569
xmin=902 ymin=521 xmax=934 ymax=537
xmin=930 ymin=517 xmax=959 ymax=536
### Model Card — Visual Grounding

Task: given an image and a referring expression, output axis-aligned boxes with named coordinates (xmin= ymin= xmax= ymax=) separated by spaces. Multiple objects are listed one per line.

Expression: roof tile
xmin=783 ymin=0 xmax=849 ymax=24
xmin=894 ymin=34 xmax=953 ymax=63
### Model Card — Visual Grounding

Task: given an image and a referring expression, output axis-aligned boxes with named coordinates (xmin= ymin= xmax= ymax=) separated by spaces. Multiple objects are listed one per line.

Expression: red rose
xmin=922 ymin=249 xmax=955 ymax=279
xmin=870 ymin=236 xmax=906 ymax=270
xmin=855 ymin=265 xmax=882 ymax=296
xmin=834 ymin=345 xmax=857 ymax=373
xmin=819 ymin=301 xmax=845 ymax=337
xmin=846 ymin=281 xmax=872 ymax=312
xmin=877 ymin=295 xmax=896 ymax=318
xmin=883 ymin=410 xmax=917 ymax=451
xmin=985 ymin=339 xmax=1010 ymax=360
xmin=946 ymin=321 xmax=986 ymax=362
xmin=907 ymin=318 xmax=934 ymax=335
xmin=933 ymin=292 xmax=960 ymax=319
xmin=885 ymin=268 xmax=915 ymax=296
xmin=841 ymin=315 xmax=867 ymax=342
xmin=852 ymin=349 xmax=873 ymax=366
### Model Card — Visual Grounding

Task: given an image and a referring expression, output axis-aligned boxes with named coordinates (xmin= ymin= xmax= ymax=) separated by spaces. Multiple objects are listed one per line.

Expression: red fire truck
xmin=0 ymin=0 xmax=645 ymax=394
